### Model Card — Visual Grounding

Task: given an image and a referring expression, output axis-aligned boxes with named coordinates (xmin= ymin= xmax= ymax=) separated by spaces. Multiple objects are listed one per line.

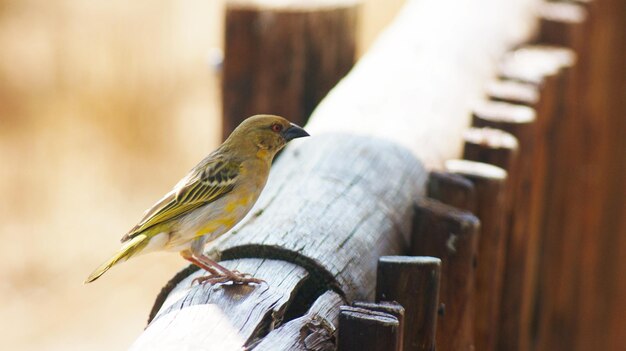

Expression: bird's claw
xmin=191 ymin=272 xmax=265 ymax=286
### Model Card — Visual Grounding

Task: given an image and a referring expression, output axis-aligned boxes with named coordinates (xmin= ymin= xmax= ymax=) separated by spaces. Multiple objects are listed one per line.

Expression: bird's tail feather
xmin=84 ymin=234 xmax=148 ymax=284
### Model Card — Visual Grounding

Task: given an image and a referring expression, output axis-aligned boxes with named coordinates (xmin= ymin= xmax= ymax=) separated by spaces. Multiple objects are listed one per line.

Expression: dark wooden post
xmin=471 ymin=100 xmax=540 ymax=351
xmin=222 ymin=0 xmax=359 ymax=139
xmin=410 ymin=201 xmax=480 ymax=351
xmin=427 ymin=171 xmax=476 ymax=212
xmin=338 ymin=306 xmax=400 ymax=351
xmin=462 ymin=127 xmax=519 ymax=176
xmin=444 ymin=160 xmax=508 ymax=351
xmin=376 ymin=256 xmax=441 ymax=351
xmin=532 ymin=2 xmax=626 ymax=350
xmin=353 ymin=301 xmax=406 ymax=351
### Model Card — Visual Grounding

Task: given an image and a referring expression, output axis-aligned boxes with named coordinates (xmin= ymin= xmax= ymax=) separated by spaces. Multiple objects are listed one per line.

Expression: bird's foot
xmin=192 ymin=271 xmax=265 ymax=286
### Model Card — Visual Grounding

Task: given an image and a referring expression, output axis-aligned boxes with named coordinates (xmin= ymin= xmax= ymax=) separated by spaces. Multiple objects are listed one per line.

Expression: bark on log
xmin=444 ymin=160 xmax=508 ymax=351
xmin=337 ymin=306 xmax=400 ymax=351
xmin=222 ymin=0 xmax=359 ymax=139
xmin=135 ymin=0 xmax=539 ymax=348
xmin=410 ymin=200 xmax=480 ymax=351
xmin=376 ymin=256 xmax=441 ymax=351
xmin=427 ymin=171 xmax=476 ymax=213
xmin=253 ymin=291 xmax=344 ymax=351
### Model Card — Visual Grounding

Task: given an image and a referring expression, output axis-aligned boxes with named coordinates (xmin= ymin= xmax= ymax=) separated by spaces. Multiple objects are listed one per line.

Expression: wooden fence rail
xmin=131 ymin=0 xmax=625 ymax=350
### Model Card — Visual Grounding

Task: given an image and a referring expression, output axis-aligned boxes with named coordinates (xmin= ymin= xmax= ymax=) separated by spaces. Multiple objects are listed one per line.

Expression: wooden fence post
xmin=410 ymin=201 xmax=480 ymax=351
xmin=444 ymin=160 xmax=508 ymax=351
xmin=376 ymin=256 xmax=441 ymax=351
xmin=338 ymin=306 xmax=400 ymax=351
xmin=353 ymin=301 xmax=406 ymax=351
xmin=471 ymin=100 xmax=539 ymax=351
xmin=462 ymin=127 xmax=519 ymax=177
xmin=427 ymin=171 xmax=476 ymax=213
xmin=222 ymin=0 xmax=359 ymax=139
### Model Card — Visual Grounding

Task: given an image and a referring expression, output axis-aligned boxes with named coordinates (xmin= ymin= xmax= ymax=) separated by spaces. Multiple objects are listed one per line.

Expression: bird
xmin=85 ymin=115 xmax=309 ymax=285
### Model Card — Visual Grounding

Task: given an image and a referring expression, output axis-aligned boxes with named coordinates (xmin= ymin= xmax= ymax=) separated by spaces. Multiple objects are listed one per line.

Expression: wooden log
xmin=376 ymin=256 xmax=441 ymax=351
xmin=222 ymin=0 xmax=359 ymax=139
xmin=444 ymin=160 xmax=508 ymax=351
xmin=253 ymin=291 xmax=344 ymax=351
xmin=410 ymin=200 xmax=480 ymax=351
xmin=353 ymin=301 xmax=405 ymax=351
xmin=139 ymin=135 xmax=424 ymax=351
xmin=471 ymin=100 xmax=541 ymax=351
xmin=136 ymin=0 xmax=539 ymax=348
xmin=337 ymin=306 xmax=400 ymax=351
xmin=131 ymin=259 xmax=309 ymax=350
xmin=427 ymin=171 xmax=476 ymax=212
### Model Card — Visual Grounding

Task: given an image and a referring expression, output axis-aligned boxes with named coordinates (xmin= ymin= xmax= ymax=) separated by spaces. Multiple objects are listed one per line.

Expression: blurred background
xmin=0 ymin=0 xmax=404 ymax=350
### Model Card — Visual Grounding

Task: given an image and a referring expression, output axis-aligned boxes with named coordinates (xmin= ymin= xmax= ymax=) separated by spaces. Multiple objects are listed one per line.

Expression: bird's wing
xmin=121 ymin=156 xmax=240 ymax=242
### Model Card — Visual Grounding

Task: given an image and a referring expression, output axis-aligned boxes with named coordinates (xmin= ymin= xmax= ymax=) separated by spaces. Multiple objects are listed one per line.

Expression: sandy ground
xmin=0 ymin=0 xmax=404 ymax=350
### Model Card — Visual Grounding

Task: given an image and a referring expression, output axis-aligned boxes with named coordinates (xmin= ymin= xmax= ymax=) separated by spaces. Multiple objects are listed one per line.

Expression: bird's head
xmin=226 ymin=114 xmax=309 ymax=159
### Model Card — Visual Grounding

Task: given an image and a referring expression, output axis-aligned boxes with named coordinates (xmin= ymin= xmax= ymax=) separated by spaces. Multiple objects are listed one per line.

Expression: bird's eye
xmin=271 ymin=124 xmax=283 ymax=133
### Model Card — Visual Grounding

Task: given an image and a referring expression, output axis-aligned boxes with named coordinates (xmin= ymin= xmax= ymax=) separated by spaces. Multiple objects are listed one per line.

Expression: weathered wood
xmin=471 ymin=100 xmax=541 ymax=351
xmin=572 ymin=1 xmax=626 ymax=349
xmin=306 ymin=0 xmax=537 ymax=167
xmin=222 ymin=0 xmax=359 ymax=139
xmin=498 ymin=45 xmax=575 ymax=86
xmin=136 ymin=0 xmax=540 ymax=348
xmin=486 ymin=79 xmax=539 ymax=107
xmin=410 ymin=201 xmax=480 ymax=351
xmin=353 ymin=301 xmax=405 ymax=351
xmin=376 ymin=256 xmax=441 ymax=351
xmin=427 ymin=171 xmax=476 ymax=213
xmin=444 ymin=160 xmax=508 ymax=351
xmin=215 ymin=135 xmax=425 ymax=301
xmin=532 ymin=6 xmax=589 ymax=351
xmin=141 ymin=135 xmax=424 ymax=351
xmin=462 ymin=127 xmax=519 ymax=175
xmin=131 ymin=259 xmax=309 ymax=350
xmin=533 ymin=2 xmax=626 ymax=350
xmin=253 ymin=291 xmax=344 ymax=351
xmin=337 ymin=306 xmax=400 ymax=351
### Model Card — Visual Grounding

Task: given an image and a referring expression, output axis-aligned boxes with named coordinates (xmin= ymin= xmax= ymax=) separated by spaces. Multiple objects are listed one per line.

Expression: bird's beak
xmin=282 ymin=123 xmax=310 ymax=141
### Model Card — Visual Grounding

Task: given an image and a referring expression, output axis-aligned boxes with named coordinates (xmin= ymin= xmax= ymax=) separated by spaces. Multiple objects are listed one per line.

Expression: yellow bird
xmin=85 ymin=115 xmax=309 ymax=285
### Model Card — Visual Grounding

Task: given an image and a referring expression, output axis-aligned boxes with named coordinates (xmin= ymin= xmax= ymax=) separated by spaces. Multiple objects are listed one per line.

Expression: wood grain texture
xmin=534 ymin=1 xmax=626 ymax=350
xmin=352 ymin=301 xmax=405 ymax=351
xmin=253 ymin=291 xmax=344 ymax=351
xmin=141 ymin=135 xmax=424 ymax=350
xmin=445 ymin=160 xmax=508 ymax=351
xmin=338 ymin=306 xmax=400 ymax=351
xmin=427 ymin=171 xmax=476 ymax=213
xmin=306 ymin=0 xmax=537 ymax=168
xmin=132 ymin=259 xmax=309 ymax=350
xmin=222 ymin=0 xmax=358 ymax=138
xmin=462 ymin=127 xmax=519 ymax=175
xmin=216 ymin=135 xmax=425 ymax=301
xmin=471 ymin=100 xmax=540 ymax=351
xmin=376 ymin=256 xmax=441 ymax=351
xmin=136 ymin=0 xmax=540 ymax=348
xmin=410 ymin=200 xmax=480 ymax=351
